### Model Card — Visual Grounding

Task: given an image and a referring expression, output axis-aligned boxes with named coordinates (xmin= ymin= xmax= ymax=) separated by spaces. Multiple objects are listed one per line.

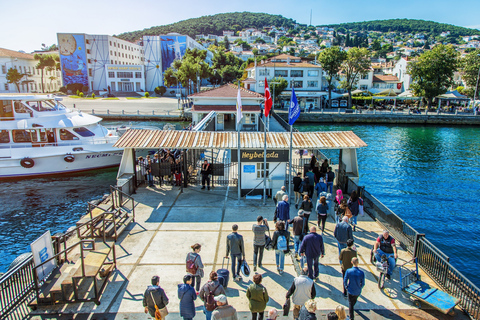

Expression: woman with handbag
xmin=186 ymin=243 xmax=204 ymax=293
xmin=143 ymin=275 xmax=169 ymax=320
xmin=246 ymin=274 xmax=269 ymax=320
xmin=178 ymin=274 xmax=197 ymax=320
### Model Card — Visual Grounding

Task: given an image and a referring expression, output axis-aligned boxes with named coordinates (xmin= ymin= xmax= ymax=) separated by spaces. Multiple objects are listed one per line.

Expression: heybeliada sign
xmin=231 ymin=149 xmax=289 ymax=162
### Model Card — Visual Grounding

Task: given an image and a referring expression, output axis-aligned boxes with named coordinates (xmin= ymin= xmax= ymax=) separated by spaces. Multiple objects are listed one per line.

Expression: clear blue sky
xmin=2 ymin=0 xmax=480 ymax=53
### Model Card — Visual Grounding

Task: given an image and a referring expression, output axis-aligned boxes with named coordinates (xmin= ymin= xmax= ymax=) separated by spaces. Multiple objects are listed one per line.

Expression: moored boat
xmin=0 ymin=95 xmax=122 ymax=179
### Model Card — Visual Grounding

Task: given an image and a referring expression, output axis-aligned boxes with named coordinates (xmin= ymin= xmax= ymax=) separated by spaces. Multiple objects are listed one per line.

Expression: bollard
xmin=137 ymin=110 xmax=140 ymax=115
xmin=107 ymin=109 xmax=109 ymax=115
xmin=73 ymin=104 xmax=76 ymax=108
xmin=167 ymin=111 xmax=170 ymax=115
xmin=122 ymin=110 xmax=124 ymax=115
xmin=152 ymin=110 xmax=155 ymax=115
xmin=92 ymin=109 xmax=94 ymax=114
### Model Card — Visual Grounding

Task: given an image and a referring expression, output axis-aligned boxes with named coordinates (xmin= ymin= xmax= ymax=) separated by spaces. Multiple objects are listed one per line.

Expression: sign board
xmin=243 ymin=165 xmax=255 ymax=173
xmin=30 ymin=230 xmax=56 ymax=283
xmin=231 ymin=149 xmax=289 ymax=163
xmin=120 ymin=79 xmax=130 ymax=82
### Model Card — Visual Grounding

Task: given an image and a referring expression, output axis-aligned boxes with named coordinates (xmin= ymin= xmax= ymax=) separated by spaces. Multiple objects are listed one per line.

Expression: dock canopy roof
xmin=113 ymin=129 xmax=367 ymax=150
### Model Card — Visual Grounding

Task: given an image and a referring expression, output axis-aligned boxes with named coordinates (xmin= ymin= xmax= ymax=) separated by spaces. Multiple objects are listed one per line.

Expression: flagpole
xmin=263 ymin=112 xmax=267 ymax=205
xmin=289 ymin=124 xmax=293 ymax=204
xmin=237 ymin=81 xmax=241 ymax=203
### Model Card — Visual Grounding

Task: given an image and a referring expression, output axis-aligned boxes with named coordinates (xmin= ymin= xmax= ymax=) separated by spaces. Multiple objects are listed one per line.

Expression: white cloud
xmin=465 ymin=24 xmax=480 ymax=30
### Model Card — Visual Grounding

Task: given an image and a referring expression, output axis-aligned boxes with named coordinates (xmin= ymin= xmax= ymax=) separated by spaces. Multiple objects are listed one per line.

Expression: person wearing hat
xmin=143 ymin=275 xmax=169 ymax=318
xmin=211 ymin=294 xmax=238 ymax=320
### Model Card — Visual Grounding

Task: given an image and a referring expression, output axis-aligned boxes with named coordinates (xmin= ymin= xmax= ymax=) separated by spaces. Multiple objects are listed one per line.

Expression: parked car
xmin=331 ymin=100 xmax=339 ymax=107
xmin=340 ymin=100 xmax=347 ymax=107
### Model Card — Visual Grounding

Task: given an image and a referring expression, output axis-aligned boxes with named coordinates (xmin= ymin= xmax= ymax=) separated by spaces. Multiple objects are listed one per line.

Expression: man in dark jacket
xmin=344 ymin=257 xmax=365 ymax=320
xmin=299 ymin=226 xmax=325 ymax=279
xmin=143 ymin=275 xmax=169 ymax=318
xmin=274 ymin=195 xmax=291 ymax=230
xmin=291 ymin=210 xmax=305 ymax=259
xmin=339 ymin=239 xmax=357 ymax=297
xmin=226 ymin=224 xmax=245 ymax=281
xmin=293 ymin=172 xmax=303 ymax=209
xmin=201 ymin=160 xmax=212 ymax=190
xmin=334 ymin=216 xmax=353 ymax=258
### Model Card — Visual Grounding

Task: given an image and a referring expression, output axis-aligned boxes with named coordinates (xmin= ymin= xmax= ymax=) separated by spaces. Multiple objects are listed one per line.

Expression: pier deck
xmin=29 ymin=185 xmax=468 ymax=320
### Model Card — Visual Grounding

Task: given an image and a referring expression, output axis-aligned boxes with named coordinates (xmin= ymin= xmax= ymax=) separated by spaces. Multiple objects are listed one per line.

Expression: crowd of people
xmin=137 ymin=149 xmax=185 ymax=187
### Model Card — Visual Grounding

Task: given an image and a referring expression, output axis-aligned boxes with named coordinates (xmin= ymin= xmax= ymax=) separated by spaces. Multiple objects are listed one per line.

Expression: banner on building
xmin=161 ymin=35 xmax=186 ymax=87
xmin=232 ymin=149 xmax=289 ymax=162
xmin=58 ymin=33 xmax=88 ymax=90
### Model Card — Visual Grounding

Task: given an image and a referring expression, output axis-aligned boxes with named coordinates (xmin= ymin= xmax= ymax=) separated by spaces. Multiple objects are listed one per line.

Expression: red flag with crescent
xmin=264 ymin=77 xmax=272 ymax=117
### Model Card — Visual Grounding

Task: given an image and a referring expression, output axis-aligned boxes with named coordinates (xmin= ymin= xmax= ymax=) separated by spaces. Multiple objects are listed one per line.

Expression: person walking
xmin=293 ymin=173 xmax=303 ymax=209
xmin=186 ymin=243 xmax=204 ymax=292
xmin=286 ymin=267 xmax=316 ymax=320
xmin=344 ymin=257 xmax=365 ymax=320
xmin=291 ymin=210 xmax=305 ymax=259
xmin=334 ymin=216 xmax=353 ymax=258
xmin=306 ymin=169 xmax=315 ymax=198
xmin=178 ymin=274 xmax=197 ymax=320
xmin=334 ymin=191 xmax=345 ymax=224
xmin=199 ymin=271 xmax=226 ymax=320
xmin=271 ymin=221 xmax=290 ymax=274
xmin=226 ymin=224 xmax=245 ymax=281
xmin=299 ymin=226 xmax=325 ymax=279
xmin=299 ymin=195 xmax=313 ymax=233
xmin=339 ymin=239 xmax=357 ymax=297
xmin=316 ymin=196 xmax=329 ymax=233
xmin=314 ymin=178 xmax=327 ymax=198
xmin=143 ymin=275 xmax=169 ymax=319
xmin=274 ymin=186 xmax=287 ymax=207
xmin=246 ymin=274 xmax=269 ymax=320
xmin=252 ymin=216 xmax=269 ymax=271
xmin=347 ymin=191 xmax=360 ymax=231
xmin=211 ymin=294 xmax=238 ymax=320
xmin=274 ymin=195 xmax=291 ymax=230
xmin=298 ymin=299 xmax=317 ymax=320
xmin=201 ymin=160 xmax=212 ymax=190
xmin=326 ymin=167 xmax=335 ymax=194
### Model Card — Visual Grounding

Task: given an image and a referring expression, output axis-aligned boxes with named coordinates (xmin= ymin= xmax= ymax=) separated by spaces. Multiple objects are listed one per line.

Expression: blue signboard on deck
xmin=244 ymin=165 xmax=255 ymax=173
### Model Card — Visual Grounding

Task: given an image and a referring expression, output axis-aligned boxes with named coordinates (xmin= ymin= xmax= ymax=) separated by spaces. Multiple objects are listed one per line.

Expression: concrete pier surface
xmin=28 ymin=185 xmax=467 ymax=320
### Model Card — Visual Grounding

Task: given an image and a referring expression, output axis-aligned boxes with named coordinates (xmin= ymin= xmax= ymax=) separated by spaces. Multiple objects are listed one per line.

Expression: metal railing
xmin=344 ymin=176 xmax=480 ymax=319
xmin=0 ymin=254 xmax=35 ymax=318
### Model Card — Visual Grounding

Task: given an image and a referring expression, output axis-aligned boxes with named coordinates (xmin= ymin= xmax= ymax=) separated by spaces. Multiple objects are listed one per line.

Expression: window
xmin=87 ymin=49 xmax=91 ymax=54
xmin=108 ymin=71 xmax=115 ymax=78
xmin=259 ymin=69 xmax=270 ymax=76
xmin=135 ymin=72 xmax=142 ymax=78
xmin=307 ymin=70 xmax=319 ymax=77
xmin=13 ymin=130 xmax=33 ymax=143
xmin=117 ymin=72 xmax=133 ymax=78
xmin=1 ymin=65 xmax=6 ymax=74
xmin=307 ymin=81 xmax=318 ymax=88
xmin=290 ymin=70 xmax=303 ymax=77
xmin=110 ymin=41 xmax=112 ymax=46
xmin=275 ymin=70 xmax=288 ymax=77
xmin=0 ymin=130 xmax=9 ymax=143
xmin=256 ymin=162 xmax=269 ymax=179
xmin=73 ymin=127 xmax=95 ymax=137
xmin=361 ymin=74 xmax=369 ymax=80
xmin=258 ymin=80 xmax=264 ymax=87
xmin=290 ymin=80 xmax=303 ymax=88
xmin=88 ymin=59 xmax=91 ymax=63
xmin=88 ymin=69 xmax=92 ymax=76
xmin=14 ymin=101 xmax=31 ymax=114
xmin=114 ymin=52 xmax=117 ymax=56
xmin=4 ymin=84 xmax=8 ymax=90
xmin=59 ymin=129 xmax=78 ymax=140
xmin=86 ymin=39 xmax=90 ymax=44
xmin=244 ymin=113 xmax=255 ymax=124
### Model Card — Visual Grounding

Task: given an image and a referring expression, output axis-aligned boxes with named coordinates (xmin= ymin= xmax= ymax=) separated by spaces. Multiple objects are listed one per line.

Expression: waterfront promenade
xmin=26 ymin=184 xmax=468 ymax=320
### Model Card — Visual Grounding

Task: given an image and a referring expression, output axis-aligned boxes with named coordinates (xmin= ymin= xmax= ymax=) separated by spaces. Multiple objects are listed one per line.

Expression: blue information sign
xmin=244 ymin=165 xmax=255 ymax=173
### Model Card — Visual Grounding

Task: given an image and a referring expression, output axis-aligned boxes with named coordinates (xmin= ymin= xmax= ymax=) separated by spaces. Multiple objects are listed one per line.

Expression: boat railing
xmin=345 ymin=177 xmax=480 ymax=319
xmin=0 ymin=137 xmax=118 ymax=150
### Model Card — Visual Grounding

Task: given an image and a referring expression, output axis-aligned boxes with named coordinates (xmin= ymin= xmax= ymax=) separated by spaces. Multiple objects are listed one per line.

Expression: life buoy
xmin=64 ymin=154 xmax=75 ymax=163
xmin=20 ymin=158 xmax=34 ymax=168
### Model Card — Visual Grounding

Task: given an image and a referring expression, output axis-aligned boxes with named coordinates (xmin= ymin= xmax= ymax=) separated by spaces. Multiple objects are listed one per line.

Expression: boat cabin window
xmin=0 ymin=130 xmax=9 ymax=143
xmin=73 ymin=127 xmax=95 ymax=137
xmin=13 ymin=130 xmax=37 ymax=143
xmin=59 ymin=129 xmax=79 ymax=140
xmin=14 ymin=101 xmax=33 ymax=114
xmin=27 ymin=100 xmax=57 ymax=112
xmin=0 ymin=100 xmax=14 ymax=120
xmin=38 ymin=129 xmax=47 ymax=142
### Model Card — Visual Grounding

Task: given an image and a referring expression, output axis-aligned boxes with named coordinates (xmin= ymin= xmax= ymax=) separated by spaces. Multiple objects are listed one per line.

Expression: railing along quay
xmin=346 ymin=177 xmax=480 ymax=319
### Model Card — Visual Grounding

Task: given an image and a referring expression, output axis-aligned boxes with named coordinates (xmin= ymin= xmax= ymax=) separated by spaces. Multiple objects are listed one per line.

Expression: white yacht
xmin=0 ymin=95 xmax=122 ymax=179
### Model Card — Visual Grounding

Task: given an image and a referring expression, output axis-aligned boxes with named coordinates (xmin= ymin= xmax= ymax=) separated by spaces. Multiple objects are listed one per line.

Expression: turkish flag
xmin=264 ymin=77 xmax=272 ymax=117
xmin=397 ymin=83 xmax=402 ymax=90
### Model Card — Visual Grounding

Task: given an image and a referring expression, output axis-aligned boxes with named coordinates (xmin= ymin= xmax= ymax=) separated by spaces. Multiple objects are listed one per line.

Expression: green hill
xmin=116 ymin=12 xmax=296 ymax=42
xmin=321 ymin=19 xmax=480 ymax=37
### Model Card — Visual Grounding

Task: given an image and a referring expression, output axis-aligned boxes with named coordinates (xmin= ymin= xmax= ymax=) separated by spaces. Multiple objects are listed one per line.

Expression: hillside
xmin=116 ymin=12 xmax=296 ymax=42
xmin=321 ymin=19 xmax=480 ymax=37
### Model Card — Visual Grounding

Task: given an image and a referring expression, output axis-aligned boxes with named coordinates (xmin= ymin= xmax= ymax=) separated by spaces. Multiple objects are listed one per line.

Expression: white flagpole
xmin=237 ymin=81 xmax=242 ymax=203
xmin=263 ymin=113 xmax=267 ymax=205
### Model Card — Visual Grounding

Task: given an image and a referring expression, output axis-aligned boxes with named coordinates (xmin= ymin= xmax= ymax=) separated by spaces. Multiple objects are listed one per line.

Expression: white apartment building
xmin=393 ymin=57 xmax=413 ymax=91
xmin=1 ymin=48 xmax=61 ymax=93
xmin=243 ymin=54 xmax=323 ymax=109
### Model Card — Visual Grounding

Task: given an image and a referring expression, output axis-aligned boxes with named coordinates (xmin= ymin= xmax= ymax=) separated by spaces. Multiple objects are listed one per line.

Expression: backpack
xmin=186 ymin=254 xmax=198 ymax=274
xmin=277 ymin=234 xmax=287 ymax=251
xmin=205 ymin=284 xmax=220 ymax=311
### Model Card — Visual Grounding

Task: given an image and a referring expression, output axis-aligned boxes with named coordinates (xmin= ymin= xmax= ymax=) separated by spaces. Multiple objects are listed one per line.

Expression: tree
xmin=34 ymin=53 xmax=57 ymax=93
xmin=6 ymin=68 xmax=24 ymax=93
xmin=408 ymin=44 xmax=459 ymax=107
xmin=339 ymin=47 xmax=371 ymax=107
xmin=317 ymin=46 xmax=347 ymax=107
xmin=460 ymin=49 xmax=480 ymax=98
xmin=224 ymin=36 xmax=230 ymax=50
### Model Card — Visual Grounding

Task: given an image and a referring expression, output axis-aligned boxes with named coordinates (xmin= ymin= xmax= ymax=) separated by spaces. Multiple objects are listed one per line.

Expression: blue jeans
xmin=306 ymin=255 xmax=319 ymax=279
xmin=337 ymin=241 xmax=347 ymax=259
xmin=275 ymin=250 xmax=285 ymax=270
xmin=375 ymin=249 xmax=396 ymax=275
xmin=350 ymin=215 xmax=358 ymax=226
xmin=147 ymin=172 xmax=153 ymax=186
xmin=203 ymin=305 xmax=213 ymax=320
xmin=300 ymin=255 xmax=306 ymax=269
xmin=335 ymin=214 xmax=341 ymax=224
xmin=231 ymin=254 xmax=242 ymax=277
xmin=327 ymin=182 xmax=333 ymax=193
xmin=294 ymin=235 xmax=301 ymax=254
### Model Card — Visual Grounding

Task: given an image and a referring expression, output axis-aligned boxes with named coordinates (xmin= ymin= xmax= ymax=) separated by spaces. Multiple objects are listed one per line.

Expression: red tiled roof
xmin=0 ymin=48 xmax=34 ymax=60
xmin=192 ymin=105 xmax=261 ymax=112
xmin=188 ymin=83 xmax=264 ymax=98
xmin=271 ymin=54 xmax=299 ymax=61
xmin=373 ymin=75 xmax=399 ymax=82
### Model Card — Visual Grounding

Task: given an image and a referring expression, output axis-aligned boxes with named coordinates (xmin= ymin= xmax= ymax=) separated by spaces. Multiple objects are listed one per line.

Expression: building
xmin=393 ymin=57 xmax=413 ymax=91
xmin=243 ymin=54 xmax=323 ymax=109
xmin=1 ymin=48 xmax=61 ymax=93
xmin=372 ymin=75 xmax=401 ymax=93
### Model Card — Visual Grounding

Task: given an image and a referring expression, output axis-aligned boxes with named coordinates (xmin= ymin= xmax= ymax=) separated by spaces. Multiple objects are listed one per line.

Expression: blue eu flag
xmin=288 ymin=88 xmax=300 ymax=125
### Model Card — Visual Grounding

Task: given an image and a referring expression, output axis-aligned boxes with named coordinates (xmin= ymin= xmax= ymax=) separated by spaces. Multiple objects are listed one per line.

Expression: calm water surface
xmin=1 ymin=121 xmax=479 ymax=287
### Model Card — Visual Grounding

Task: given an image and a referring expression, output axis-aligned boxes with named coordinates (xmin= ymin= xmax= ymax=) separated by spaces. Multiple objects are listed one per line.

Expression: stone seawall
xmin=276 ymin=111 xmax=480 ymax=126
